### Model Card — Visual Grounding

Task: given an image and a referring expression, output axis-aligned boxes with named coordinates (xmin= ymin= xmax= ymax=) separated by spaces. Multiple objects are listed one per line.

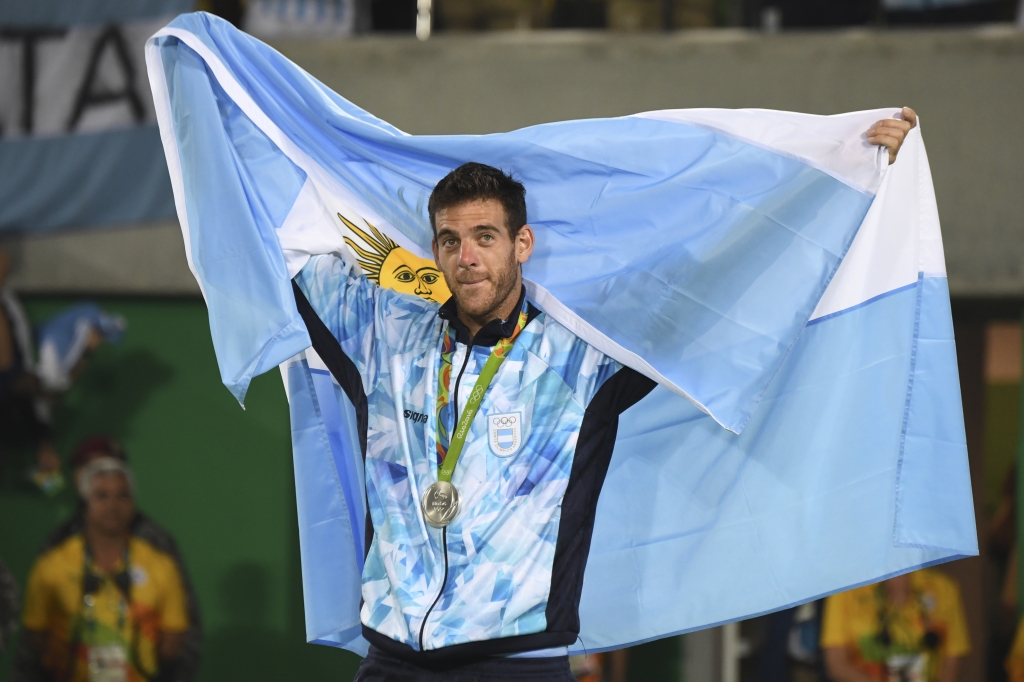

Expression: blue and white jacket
xmin=294 ymin=254 xmax=655 ymax=663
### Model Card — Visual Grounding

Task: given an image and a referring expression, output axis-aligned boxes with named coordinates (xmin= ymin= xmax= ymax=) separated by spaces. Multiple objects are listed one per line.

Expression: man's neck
xmin=458 ymin=278 xmax=523 ymax=341
xmin=84 ymin=527 xmax=130 ymax=573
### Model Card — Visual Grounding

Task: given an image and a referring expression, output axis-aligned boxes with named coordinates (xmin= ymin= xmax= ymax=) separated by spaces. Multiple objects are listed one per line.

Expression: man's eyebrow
xmin=435 ymin=223 xmax=501 ymax=239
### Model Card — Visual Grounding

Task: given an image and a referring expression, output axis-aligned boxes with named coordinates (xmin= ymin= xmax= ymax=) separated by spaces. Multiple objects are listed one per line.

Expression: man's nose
xmin=458 ymin=242 xmax=479 ymax=268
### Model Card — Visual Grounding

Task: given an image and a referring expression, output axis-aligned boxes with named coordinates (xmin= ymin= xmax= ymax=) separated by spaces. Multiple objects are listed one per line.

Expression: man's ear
xmin=516 ymin=225 xmax=535 ymax=265
xmin=431 ymin=237 xmax=440 ymax=269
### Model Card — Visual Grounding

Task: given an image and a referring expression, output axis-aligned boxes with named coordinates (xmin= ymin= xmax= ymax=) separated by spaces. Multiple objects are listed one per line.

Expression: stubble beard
xmin=456 ymin=253 xmax=520 ymax=326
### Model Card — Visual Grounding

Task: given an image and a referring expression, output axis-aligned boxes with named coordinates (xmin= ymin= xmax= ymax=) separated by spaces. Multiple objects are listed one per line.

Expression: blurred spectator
xmin=821 ymin=569 xmax=969 ymax=682
xmin=35 ymin=304 xmax=125 ymax=396
xmin=18 ymin=437 xmax=204 ymax=682
xmin=0 ymin=250 xmax=60 ymax=484
xmin=0 ymin=250 xmax=126 ymax=493
xmin=14 ymin=458 xmax=190 ymax=682
xmin=1006 ymin=616 xmax=1024 ymax=682
xmin=0 ymin=557 xmax=17 ymax=656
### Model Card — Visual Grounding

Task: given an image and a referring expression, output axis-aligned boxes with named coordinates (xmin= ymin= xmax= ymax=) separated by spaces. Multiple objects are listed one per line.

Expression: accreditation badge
xmin=886 ymin=653 xmax=925 ymax=682
xmin=488 ymin=412 xmax=523 ymax=457
xmin=88 ymin=643 xmax=128 ymax=682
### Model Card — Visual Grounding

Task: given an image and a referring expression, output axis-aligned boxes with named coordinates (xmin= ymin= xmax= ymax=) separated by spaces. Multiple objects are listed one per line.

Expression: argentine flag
xmin=147 ymin=13 xmax=976 ymax=655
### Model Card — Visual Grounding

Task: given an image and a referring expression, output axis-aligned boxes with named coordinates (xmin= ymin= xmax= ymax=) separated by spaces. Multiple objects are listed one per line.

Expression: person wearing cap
xmin=20 ymin=437 xmax=204 ymax=682
xmin=17 ymin=458 xmax=190 ymax=682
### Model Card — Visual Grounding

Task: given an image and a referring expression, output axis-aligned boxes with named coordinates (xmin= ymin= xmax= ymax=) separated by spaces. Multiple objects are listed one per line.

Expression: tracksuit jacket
xmin=294 ymin=254 xmax=655 ymax=664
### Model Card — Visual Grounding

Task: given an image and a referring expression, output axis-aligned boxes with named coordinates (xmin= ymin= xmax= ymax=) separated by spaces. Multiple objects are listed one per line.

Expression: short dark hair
xmin=428 ymin=162 xmax=527 ymax=238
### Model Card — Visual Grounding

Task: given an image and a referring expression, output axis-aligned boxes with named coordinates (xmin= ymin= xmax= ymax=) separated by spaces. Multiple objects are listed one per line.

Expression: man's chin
xmin=457 ymin=303 xmax=494 ymax=321
xmin=453 ymin=288 xmax=496 ymax=316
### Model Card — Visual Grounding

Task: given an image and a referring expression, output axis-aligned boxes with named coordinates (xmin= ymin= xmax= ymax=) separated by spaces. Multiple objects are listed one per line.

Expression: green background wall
xmin=0 ymin=296 xmax=679 ymax=681
xmin=0 ymin=297 xmax=362 ymax=681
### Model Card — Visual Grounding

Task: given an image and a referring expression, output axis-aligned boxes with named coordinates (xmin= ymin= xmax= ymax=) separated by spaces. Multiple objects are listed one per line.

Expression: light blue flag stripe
xmin=151 ymin=13 xmax=875 ymax=434
xmin=286 ymin=359 xmax=364 ymax=647
xmin=575 ymin=274 xmax=973 ymax=652
xmin=309 ymin=368 xmax=366 ymax=562
xmin=894 ymin=276 xmax=975 ymax=551
xmin=159 ymin=37 xmax=313 ymax=390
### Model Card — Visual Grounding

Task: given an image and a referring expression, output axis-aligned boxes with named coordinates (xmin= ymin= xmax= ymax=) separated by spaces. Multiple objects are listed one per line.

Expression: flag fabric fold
xmin=147 ymin=12 xmax=976 ymax=656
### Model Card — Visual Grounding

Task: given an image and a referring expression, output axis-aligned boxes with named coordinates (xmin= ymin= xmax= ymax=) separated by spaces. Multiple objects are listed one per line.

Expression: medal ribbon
xmin=434 ymin=306 xmax=528 ymax=483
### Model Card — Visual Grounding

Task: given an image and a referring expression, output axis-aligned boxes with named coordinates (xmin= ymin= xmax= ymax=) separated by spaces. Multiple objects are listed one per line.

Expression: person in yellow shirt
xmin=821 ymin=569 xmax=970 ymax=682
xmin=1004 ymin=615 xmax=1024 ymax=682
xmin=20 ymin=458 xmax=189 ymax=682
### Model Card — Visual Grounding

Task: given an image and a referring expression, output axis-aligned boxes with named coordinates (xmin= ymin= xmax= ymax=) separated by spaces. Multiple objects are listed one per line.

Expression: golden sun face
xmin=340 ymin=213 xmax=452 ymax=304
xmin=379 ymin=249 xmax=451 ymax=303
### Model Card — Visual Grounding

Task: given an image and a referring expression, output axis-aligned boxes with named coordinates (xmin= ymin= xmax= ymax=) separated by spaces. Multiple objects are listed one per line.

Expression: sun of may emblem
xmin=340 ymin=213 xmax=452 ymax=304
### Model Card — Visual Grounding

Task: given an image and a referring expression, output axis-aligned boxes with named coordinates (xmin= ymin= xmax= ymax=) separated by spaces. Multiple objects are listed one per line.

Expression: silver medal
xmin=421 ymin=481 xmax=460 ymax=528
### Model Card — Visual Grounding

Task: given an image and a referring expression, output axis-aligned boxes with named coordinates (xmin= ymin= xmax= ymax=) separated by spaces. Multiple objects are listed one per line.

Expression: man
xmin=821 ymin=569 xmax=970 ymax=682
xmin=291 ymin=110 xmax=915 ymax=681
xmin=26 ymin=437 xmax=203 ymax=682
xmin=18 ymin=458 xmax=189 ymax=682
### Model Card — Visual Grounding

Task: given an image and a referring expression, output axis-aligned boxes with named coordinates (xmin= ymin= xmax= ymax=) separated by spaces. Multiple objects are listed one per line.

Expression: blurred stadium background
xmin=0 ymin=0 xmax=1022 ymax=680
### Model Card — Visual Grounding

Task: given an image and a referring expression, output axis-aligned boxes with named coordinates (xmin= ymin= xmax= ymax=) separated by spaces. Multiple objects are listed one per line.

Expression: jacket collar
xmin=438 ymin=286 xmax=533 ymax=347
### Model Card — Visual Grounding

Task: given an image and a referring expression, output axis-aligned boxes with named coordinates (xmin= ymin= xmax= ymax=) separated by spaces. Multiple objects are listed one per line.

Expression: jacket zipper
xmin=418 ymin=527 xmax=449 ymax=651
xmin=418 ymin=340 xmax=473 ymax=651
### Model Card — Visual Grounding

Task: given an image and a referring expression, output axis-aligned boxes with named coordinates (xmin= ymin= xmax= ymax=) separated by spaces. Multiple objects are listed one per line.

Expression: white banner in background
xmin=0 ymin=18 xmax=168 ymax=139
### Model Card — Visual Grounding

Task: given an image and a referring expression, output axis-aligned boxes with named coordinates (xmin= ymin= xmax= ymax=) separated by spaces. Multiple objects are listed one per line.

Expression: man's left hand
xmin=866 ymin=107 xmax=917 ymax=165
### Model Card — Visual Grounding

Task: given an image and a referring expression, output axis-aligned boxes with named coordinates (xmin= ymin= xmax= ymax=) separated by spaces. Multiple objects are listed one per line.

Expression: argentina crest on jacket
xmin=488 ymin=412 xmax=523 ymax=457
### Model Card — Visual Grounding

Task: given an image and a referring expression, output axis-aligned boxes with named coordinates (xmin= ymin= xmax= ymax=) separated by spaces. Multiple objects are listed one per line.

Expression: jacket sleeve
xmin=293 ymin=254 xmax=383 ymax=391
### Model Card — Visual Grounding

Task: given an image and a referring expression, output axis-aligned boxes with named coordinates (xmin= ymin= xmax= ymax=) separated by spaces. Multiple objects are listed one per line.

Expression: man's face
xmin=84 ymin=473 xmax=135 ymax=537
xmin=431 ymin=199 xmax=533 ymax=322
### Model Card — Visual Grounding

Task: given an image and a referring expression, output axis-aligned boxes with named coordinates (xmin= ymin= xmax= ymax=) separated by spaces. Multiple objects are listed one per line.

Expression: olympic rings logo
xmin=492 ymin=415 xmax=518 ymax=426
